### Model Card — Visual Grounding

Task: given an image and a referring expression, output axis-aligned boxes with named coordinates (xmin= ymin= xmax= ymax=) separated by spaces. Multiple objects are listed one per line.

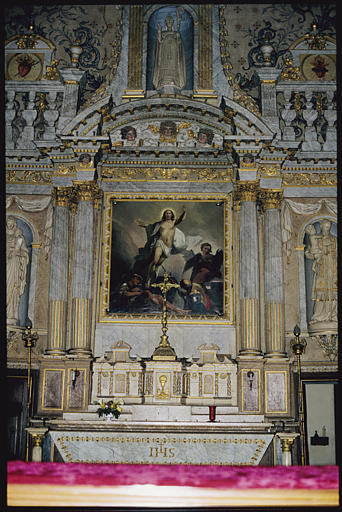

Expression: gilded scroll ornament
xmin=101 ymin=166 xmax=233 ymax=182
xmin=257 ymin=164 xmax=281 ymax=177
xmin=43 ymin=59 xmax=60 ymax=80
xmin=6 ymin=170 xmax=51 ymax=184
xmin=282 ymin=173 xmax=336 ymax=186
xmin=80 ymin=10 xmax=123 ymax=111
xmin=281 ymin=57 xmax=300 ymax=81
xmin=218 ymin=9 xmax=260 ymax=117
xmin=54 ymin=164 xmax=77 ymax=176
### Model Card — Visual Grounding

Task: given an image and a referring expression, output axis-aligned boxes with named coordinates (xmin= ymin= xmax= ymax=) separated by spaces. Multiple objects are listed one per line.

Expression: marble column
xmin=46 ymin=187 xmax=72 ymax=355
xmin=69 ymin=182 xmax=99 ymax=356
xmin=260 ymin=189 xmax=287 ymax=358
xmin=277 ymin=432 xmax=299 ymax=466
xmin=26 ymin=428 xmax=48 ymax=462
xmin=237 ymin=182 xmax=262 ymax=356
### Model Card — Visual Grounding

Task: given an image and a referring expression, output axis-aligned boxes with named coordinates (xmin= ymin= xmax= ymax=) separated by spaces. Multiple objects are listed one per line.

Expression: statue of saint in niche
xmin=152 ymin=9 xmax=186 ymax=91
xmin=304 ymin=220 xmax=337 ymax=328
xmin=6 ymin=215 xmax=29 ymax=325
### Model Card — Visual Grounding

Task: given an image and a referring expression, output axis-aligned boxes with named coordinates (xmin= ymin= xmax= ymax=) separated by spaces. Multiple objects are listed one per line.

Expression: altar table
xmin=7 ymin=461 xmax=339 ymax=507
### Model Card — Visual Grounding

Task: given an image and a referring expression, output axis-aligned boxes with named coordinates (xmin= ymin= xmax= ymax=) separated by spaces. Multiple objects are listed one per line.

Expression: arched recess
xmin=6 ymin=213 xmax=40 ymax=327
xmin=297 ymin=216 xmax=337 ymax=332
xmin=143 ymin=5 xmax=198 ymax=94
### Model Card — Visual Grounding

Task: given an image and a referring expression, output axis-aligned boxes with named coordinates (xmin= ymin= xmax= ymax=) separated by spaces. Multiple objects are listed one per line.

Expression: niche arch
xmin=143 ymin=5 xmax=198 ymax=93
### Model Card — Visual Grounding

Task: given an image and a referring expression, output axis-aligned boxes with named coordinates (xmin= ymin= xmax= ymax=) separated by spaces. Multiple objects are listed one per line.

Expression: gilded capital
xmin=235 ymin=181 xmax=259 ymax=202
xmin=74 ymin=181 xmax=102 ymax=203
xmin=258 ymin=189 xmax=283 ymax=209
xmin=277 ymin=432 xmax=299 ymax=452
xmin=52 ymin=186 xmax=74 ymax=207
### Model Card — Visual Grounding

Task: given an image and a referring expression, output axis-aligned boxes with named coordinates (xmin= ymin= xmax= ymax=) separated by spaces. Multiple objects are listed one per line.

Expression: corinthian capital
xmin=258 ymin=189 xmax=283 ymax=209
xmin=234 ymin=181 xmax=259 ymax=202
xmin=52 ymin=186 xmax=74 ymax=207
xmin=73 ymin=181 xmax=102 ymax=205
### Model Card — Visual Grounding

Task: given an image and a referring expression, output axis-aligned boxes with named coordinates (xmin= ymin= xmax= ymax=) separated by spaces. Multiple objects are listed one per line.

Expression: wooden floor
xmin=7 ymin=483 xmax=339 ymax=507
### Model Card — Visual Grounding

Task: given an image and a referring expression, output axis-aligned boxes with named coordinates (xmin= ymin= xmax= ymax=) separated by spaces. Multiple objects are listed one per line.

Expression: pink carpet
xmin=7 ymin=461 xmax=338 ymax=489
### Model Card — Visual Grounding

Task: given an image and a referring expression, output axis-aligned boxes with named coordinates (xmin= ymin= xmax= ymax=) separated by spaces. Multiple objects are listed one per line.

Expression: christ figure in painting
xmin=135 ymin=206 xmax=187 ymax=286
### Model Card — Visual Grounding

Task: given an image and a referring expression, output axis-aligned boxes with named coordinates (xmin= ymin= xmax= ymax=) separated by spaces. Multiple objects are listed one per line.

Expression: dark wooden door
xmin=7 ymin=373 xmax=29 ymax=460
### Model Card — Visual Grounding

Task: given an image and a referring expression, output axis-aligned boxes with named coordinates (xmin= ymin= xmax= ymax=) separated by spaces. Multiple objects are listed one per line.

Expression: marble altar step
xmin=63 ymin=405 xmax=265 ymax=424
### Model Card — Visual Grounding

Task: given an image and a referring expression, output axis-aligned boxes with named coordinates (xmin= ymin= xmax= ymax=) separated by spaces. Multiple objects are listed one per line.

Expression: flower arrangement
xmin=97 ymin=399 xmax=124 ymax=418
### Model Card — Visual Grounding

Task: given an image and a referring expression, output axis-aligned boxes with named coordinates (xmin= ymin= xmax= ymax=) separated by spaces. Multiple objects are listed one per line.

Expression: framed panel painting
xmin=99 ymin=193 xmax=233 ymax=323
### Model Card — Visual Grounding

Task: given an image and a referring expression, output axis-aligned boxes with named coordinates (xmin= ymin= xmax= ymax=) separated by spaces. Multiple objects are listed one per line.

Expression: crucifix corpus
xmin=151 ymin=272 xmax=179 ymax=360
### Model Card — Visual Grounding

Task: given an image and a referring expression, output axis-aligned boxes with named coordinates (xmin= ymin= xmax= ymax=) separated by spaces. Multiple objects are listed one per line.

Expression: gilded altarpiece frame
xmin=99 ymin=193 xmax=233 ymax=324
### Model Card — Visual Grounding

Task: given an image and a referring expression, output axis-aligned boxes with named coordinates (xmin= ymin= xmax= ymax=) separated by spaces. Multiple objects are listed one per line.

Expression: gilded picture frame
xmin=99 ymin=193 xmax=233 ymax=323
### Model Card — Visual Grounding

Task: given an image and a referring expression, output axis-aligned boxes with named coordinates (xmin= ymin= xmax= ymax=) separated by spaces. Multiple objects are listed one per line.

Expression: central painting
xmin=100 ymin=193 xmax=232 ymax=323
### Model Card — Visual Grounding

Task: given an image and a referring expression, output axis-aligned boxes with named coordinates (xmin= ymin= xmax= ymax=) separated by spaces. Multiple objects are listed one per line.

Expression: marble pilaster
xmin=58 ymin=68 xmax=86 ymax=130
xmin=46 ymin=188 xmax=72 ymax=355
xmin=260 ymin=190 xmax=287 ymax=357
xmin=237 ymin=182 xmax=261 ymax=356
xmin=69 ymin=182 xmax=98 ymax=356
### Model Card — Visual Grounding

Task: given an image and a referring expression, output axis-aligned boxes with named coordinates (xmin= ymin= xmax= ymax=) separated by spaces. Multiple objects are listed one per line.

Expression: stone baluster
xmin=43 ymin=90 xmax=59 ymax=140
xmin=6 ymin=89 xmax=16 ymax=149
xmin=17 ymin=90 xmax=37 ymax=148
xmin=259 ymin=189 xmax=287 ymax=358
xmin=301 ymin=90 xmax=321 ymax=151
xmin=69 ymin=182 xmax=100 ymax=356
xmin=323 ymin=90 xmax=337 ymax=151
xmin=237 ymin=182 xmax=262 ymax=356
xmin=280 ymin=88 xmax=296 ymax=141
xmin=46 ymin=187 xmax=72 ymax=355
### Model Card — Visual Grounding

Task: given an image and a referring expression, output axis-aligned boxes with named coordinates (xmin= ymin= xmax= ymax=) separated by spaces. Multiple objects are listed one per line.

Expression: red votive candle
xmin=209 ymin=405 xmax=216 ymax=421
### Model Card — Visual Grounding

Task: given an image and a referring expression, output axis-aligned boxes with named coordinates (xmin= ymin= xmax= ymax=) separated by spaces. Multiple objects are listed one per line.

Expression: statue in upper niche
xmin=6 ymin=215 xmax=29 ymax=325
xmin=152 ymin=9 xmax=186 ymax=91
xmin=304 ymin=220 xmax=337 ymax=327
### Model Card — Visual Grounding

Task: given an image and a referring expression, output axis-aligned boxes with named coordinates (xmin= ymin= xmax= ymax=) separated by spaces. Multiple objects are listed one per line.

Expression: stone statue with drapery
xmin=304 ymin=220 xmax=337 ymax=329
xmin=6 ymin=215 xmax=29 ymax=325
xmin=152 ymin=9 xmax=186 ymax=91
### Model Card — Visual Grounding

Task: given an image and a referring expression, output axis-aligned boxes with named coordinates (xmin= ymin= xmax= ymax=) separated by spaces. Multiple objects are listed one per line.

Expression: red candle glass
xmin=209 ymin=405 xmax=216 ymax=422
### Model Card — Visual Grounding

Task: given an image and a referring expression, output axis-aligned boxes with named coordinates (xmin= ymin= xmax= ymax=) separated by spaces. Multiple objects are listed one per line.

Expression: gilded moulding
xmin=282 ymin=173 xmax=337 ymax=186
xmin=257 ymin=164 xmax=282 ymax=177
xmin=99 ymin=192 xmax=233 ymax=324
xmin=53 ymin=164 xmax=77 ymax=176
xmin=6 ymin=169 xmax=52 ymax=184
xmin=101 ymin=166 xmax=234 ymax=182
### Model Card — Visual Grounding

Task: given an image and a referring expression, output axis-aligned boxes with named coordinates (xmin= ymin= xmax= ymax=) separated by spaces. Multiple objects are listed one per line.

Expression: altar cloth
xmin=7 ymin=461 xmax=339 ymax=507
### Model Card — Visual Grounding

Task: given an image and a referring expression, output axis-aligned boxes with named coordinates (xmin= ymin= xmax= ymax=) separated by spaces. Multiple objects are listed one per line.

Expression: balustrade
xmin=276 ymin=83 xmax=336 ymax=150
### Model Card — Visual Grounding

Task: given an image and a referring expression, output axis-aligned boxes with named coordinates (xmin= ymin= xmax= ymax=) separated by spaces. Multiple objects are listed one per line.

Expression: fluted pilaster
xmin=46 ymin=187 xmax=72 ymax=355
xmin=236 ymin=182 xmax=261 ymax=356
xmin=69 ymin=182 xmax=100 ymax=356
xmin=260 ymin=189 xmax=286 ymax=357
